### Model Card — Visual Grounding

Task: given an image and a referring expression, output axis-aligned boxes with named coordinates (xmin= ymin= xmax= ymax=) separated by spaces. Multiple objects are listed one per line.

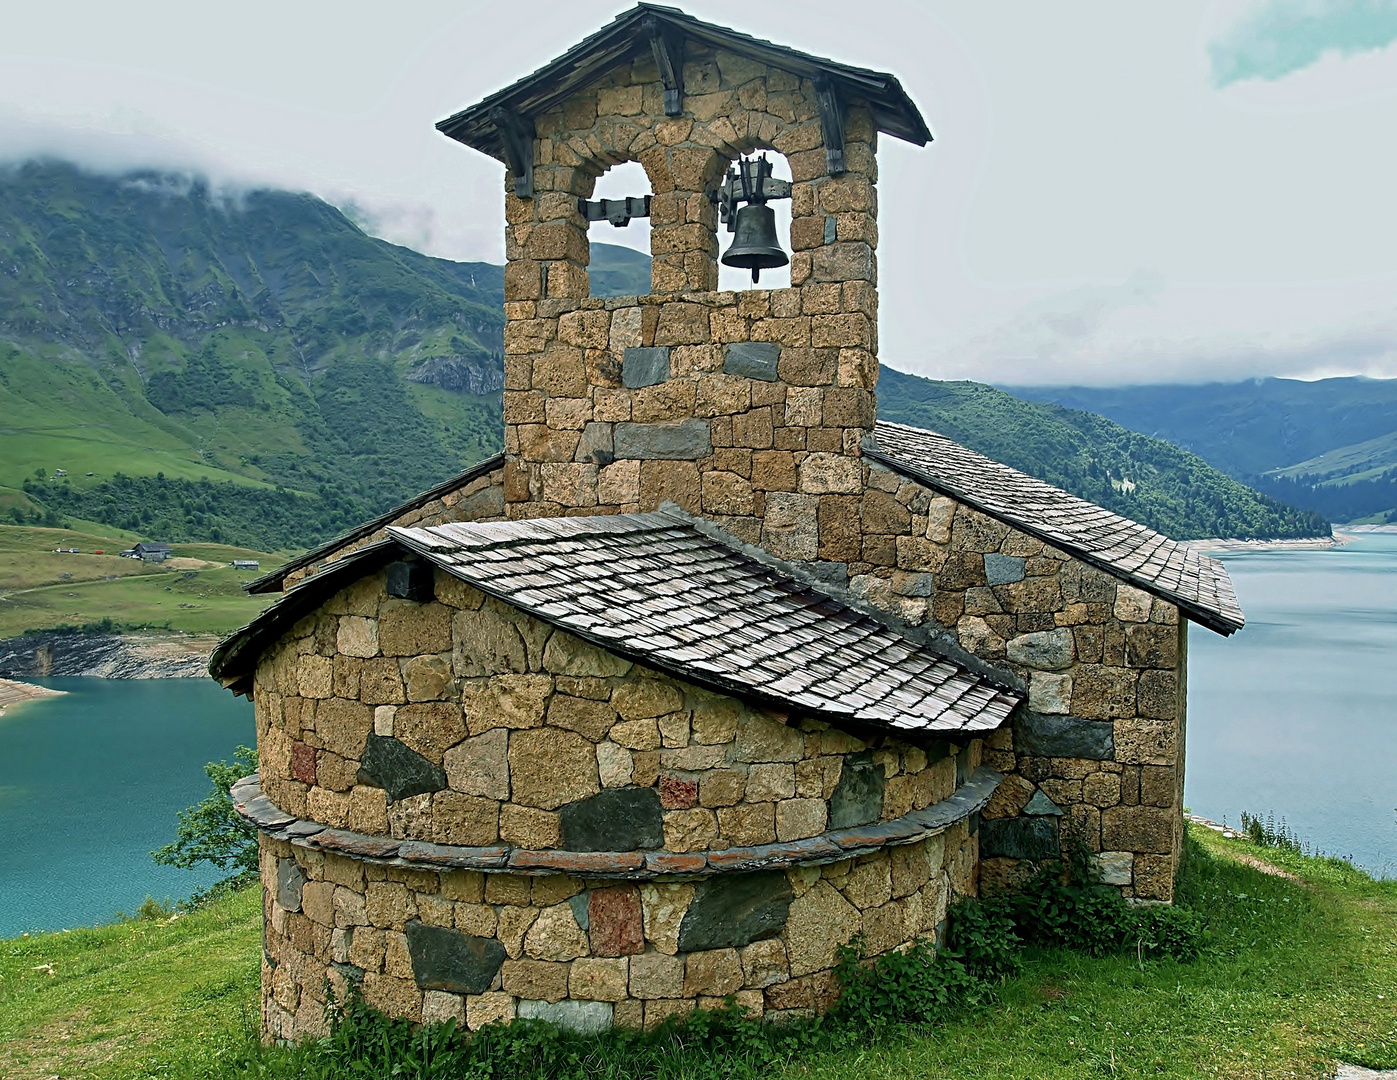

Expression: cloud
xmin=1209 ymin=0 xmax=1397 ymax=86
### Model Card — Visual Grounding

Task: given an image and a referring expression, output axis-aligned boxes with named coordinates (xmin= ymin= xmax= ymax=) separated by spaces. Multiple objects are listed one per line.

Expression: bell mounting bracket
xmin=710 ymin=154 xmax=791 ymax=234
xmin=577 ymin=195 xmax=652 ymax=227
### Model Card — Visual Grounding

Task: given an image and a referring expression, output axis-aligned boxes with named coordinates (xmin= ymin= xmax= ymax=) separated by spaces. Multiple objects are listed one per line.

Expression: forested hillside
xmin=1 ymin=161 xmax=1324 ymax=548
xmin=877 ymin=370 xmax=1329 ymax=540
xmin=1009 ymin=378 xmax=1397 ymax=523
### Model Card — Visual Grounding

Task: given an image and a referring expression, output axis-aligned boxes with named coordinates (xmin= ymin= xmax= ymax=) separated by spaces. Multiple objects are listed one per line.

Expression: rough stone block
xmin=684 ymin=948 xmax=743 ymax=996
xmin=723 ymin=341 xmax=781 ymax=381
xmin=1101 ymin=805 xmax=1175 ymax=855
xmin=509 ymin=728 xmax=599 ymax=810
xmin=406 ymin=922 xmax=506 ymax=995
xmin=1029 ymin=672 xmax=1073 ymax=714
xmin=984 ymin=553 xmax=1026 ymax=585
xmin=570 ymin=957 xmax=630 ymax=1003
xmin=1006 ymin=628 xmax=1075 ymax=670
xmin=629 ymin=951 xmax=684 ymax=999
xmin=443 ymin=728 xmax=510 ymax=801
xmin=978 ymin=816 xmax=1060 ymax=860
xmin=1094 ymin=850 xmax=1134 ymax=885
xmin=614 ymin=419 xmax=712 ymax=460
xmin=558 ymin=786 xmax=664 ymax=852
xmin=1013 ymin=712 xmax=1114 ymax=760
xmin=517 ymin=997 xmax=614 ymax=1033
xmin=467 ymin=991 xmax=516 ymax=1030
xmin=276 ymin=858 xmax=305 ymax=913
xmin=783 ymin=879 xmax=862 ymax=977
xmin=827 ymin=750 xmax=885 ymax=829
xmin=622 ymin=347 xmax=672 ymax=389
xmin=357 ymin=735 xmax=448 ymax=802
xmin=422 ymin=990 xmax=465 ymax=1025
xmin=677 ymin=872 xmax=794 ymax=952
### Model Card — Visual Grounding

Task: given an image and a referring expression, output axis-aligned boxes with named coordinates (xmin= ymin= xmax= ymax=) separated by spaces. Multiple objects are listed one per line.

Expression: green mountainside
xmin=1008 ymin=378 xmax=1397 ymax=523
xmin=0 ymin=161 xmax=1325 ymax=548
xmin=877 ymin=369 xmax=1328 ymax=539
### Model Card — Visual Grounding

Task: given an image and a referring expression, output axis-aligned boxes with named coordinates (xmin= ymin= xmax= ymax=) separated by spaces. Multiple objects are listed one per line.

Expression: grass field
xmin=0 ymin=523 xmax=284 ymax=638
xmin=1 ymin=827 xmax=1392 ymax=1080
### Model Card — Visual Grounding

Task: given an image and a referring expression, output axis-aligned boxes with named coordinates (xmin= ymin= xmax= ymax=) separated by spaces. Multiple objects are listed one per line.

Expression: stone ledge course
xmin=233 ymin=767 xmax=1001 ymax=880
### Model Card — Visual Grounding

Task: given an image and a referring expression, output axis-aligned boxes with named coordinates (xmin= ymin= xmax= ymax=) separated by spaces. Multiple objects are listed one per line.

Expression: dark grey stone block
xmin=573 ymin=422 xmax=615 ymax=466
xmin=614 ymin=419 xmax=711 ymax=460
xmin=1013 ymin=711 xmax=1114 ymax=761
xmin=331 ymin=961 xmax=365 ymax=984
xmin=828 ymin=750 xmax=885 ymax=829
xmin=984 ymin=553 xmax=1026 ymax=585
xmin=276 ymin=858 xmax=305 ymax=912
xmin=622 ymin=347 xmax=671 ymax=388
xmin=357 ymin=735 xmax=447 ymax=802
xmin=823 ymin=216 xmax=837 ymax=245
xmin=517 ymin=999 xmax=613 ymax=1033
xmin=1023 ymin=790 xmax=1062 ymax=816
xmin=386 ymin=561 xmax=434 ymax=601
xmin=979 ymin=816 xmax=1060 ymax=860
xmin=406 ymin=921 xmax=506 ymax=994
xmin=722 ymin=341 xmax=781 ymax=381
xmin=558 ymin=787 xmax=663 ymax=851
xmin=569 ymin=892 xmax=590 ymax=930
xmin=677 ymin=871 xmax=794 ymax=952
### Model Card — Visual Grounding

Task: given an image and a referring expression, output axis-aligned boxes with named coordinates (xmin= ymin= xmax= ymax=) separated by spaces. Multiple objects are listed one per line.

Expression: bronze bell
xmin=721 ymin=203 xmax=788 ymax=283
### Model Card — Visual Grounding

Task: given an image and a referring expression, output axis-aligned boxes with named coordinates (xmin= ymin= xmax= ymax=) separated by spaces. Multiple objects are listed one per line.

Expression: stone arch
xmin=508 ymin=50 xmax=875 ymax=303
xmin=584 ymin=160 xmax=655 ymax=298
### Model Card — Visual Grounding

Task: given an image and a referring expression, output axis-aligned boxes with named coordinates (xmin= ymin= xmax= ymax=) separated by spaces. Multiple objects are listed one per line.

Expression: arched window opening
xmin=717 ymin=152 xmax=792 ymax=292
xmin=585 ymin=161 xmax=652 ymax=298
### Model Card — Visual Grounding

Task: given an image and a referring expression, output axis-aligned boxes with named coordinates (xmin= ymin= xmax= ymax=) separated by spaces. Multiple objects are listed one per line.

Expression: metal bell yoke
xmin=712 ymin=154 xmax=792 ymax=283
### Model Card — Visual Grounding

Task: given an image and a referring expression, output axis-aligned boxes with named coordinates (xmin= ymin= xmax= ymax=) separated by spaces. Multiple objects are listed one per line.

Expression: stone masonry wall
xmin=260 ymin=822 xmax=974 ymax=1041
xmin=832 ymin=461 xmax=1189 ymax=901
xmin=253 ymin=564 xmax=984 ymax=1039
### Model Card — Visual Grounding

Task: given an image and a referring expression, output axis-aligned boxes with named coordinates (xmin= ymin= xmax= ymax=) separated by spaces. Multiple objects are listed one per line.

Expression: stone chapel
xmin=211 ymin=4 xmax=1245 ymax=1041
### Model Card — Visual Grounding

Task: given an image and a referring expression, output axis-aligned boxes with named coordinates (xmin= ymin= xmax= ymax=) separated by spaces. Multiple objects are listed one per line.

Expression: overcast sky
xmin=3 ymin=0 xmax=1397 ymax=386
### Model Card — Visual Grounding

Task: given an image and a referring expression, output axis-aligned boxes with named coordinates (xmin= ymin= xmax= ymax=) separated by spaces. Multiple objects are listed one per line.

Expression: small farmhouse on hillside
xmin=212 ymin=5 xmax=1243 ymax=1042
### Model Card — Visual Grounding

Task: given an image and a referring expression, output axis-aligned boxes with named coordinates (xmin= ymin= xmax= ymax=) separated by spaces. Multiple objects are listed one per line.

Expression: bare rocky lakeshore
xmin=0 ymin=677 xmax=64 ymax=715
xmin=0 ymin=632 xmax=217 ymax=680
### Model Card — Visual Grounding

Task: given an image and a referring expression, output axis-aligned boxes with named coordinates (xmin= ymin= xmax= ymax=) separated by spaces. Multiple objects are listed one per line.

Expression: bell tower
xmin=438 ymin=5 xmax=930 ymax=562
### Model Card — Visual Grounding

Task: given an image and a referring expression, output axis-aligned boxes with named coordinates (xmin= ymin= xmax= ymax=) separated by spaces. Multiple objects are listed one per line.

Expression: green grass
xmin=1 ymin=828 xmax=1392 ymax=1080
xmin=0 ymin=523 xmax=282 ymax=638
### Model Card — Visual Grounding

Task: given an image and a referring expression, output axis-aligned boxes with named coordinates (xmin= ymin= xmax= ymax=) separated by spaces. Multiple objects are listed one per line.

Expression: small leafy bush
xmin=833 ymin=935 xmax=993 ymax=1034
xmin=944 ymin=894 xmax=1021 ymax=979
xmin=959 ymin=826 xmax=1205 ymax=963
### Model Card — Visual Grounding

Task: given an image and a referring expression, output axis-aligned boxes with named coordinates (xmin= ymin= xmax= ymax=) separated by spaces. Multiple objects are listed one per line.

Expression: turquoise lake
xmin=1187 ymin=532 xmax=1397 ymax=877
xmin=0 ymin=532 xmax=1393 ymax=935
xmin=0 ymin=677 xmax=253 ymax=937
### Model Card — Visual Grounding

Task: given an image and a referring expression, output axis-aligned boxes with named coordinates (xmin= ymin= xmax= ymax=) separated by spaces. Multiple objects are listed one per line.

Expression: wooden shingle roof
xmin=388 ymin=513 xmax=1018 ymax=737
xmin=867 ymin=421 xmax=1245 ymax=636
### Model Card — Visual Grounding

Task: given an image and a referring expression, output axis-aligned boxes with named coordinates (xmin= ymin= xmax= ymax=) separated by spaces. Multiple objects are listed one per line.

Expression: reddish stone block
xmin=659 ymin=774 xmax=699 ymax=809
xmin=291 ymin=742 xmax=317 ymax=785
xmin=589 ymin=885 xmax=645 ymax=956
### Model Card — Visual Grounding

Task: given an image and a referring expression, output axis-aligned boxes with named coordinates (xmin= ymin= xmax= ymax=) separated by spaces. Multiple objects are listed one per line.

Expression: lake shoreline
xmin=0 ymin=677 xmax=64 ymax=716
xmin=1191 ymin=534 xmax=1350 ymax=554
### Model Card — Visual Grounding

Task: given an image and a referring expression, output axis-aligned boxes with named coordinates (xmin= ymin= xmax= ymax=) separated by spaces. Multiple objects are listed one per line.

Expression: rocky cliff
xmin=0 ymin=632 xmax=216 ymax=679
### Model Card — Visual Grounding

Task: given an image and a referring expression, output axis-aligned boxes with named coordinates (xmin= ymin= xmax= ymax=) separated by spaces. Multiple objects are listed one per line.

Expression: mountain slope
xmin=1006 ymin=378 xmax=1397 ymax=522
xmin=876 ymin=369 xmax=1328 ymax=540
xmin=1 ymin=161 xmax=1325 ymax=547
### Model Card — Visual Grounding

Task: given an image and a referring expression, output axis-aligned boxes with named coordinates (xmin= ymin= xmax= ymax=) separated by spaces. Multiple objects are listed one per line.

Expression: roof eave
xmin=863 ymin=444 xmax=1246 ymax=638
xmin=242 ymin=454 xmax=504 ymax=596
xmin=436 ymin=3 xmax=931 ymax=161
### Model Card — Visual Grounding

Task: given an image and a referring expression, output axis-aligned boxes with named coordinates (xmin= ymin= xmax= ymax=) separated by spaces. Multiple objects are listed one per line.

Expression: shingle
xmin=388 ymin=512 xmax=1021 ymax=736
xmin=867 ymin=422 xmax=1244 ymax=635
